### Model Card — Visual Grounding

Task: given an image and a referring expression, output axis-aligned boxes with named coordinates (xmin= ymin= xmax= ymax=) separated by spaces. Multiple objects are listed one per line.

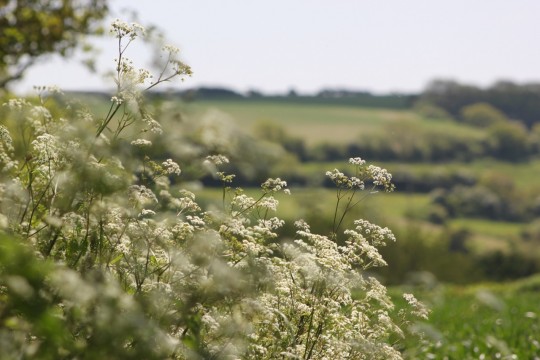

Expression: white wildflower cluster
xmin=295 ymin=227 xmax=350 ymax=271
xmin=186 ymin=214 xmax=206 ymax=228
xmin=244 ymin=223 xmax=405 ymax=359
xmin=403 ymin=293 xmax=430 ymax=320
xmin=352 ymin=219 xmax=397 ymax=246
xmin=258 ymin=196 xmax=279 ymax=211
xmin=343 ymin=228 xmax=388 ymax=268
xmin=166 ymin=190 xmax=201 ymax=215
xmin=0 ymin=19 xmax=426 ymax=360
xmin=142 ymin=114 xmax=163 ymax=134
xmin=261 ymin=177 xmax=290 ymax=194
xmin=326 ymin=168 xmax=365 ymax=190
xmin=162 ymin=44 xmax=180 ymax=54
xmin=368 ymin=164 xmax=395 ymax=192
xmin=128 ymin=185 xmax=158 ymax=207
xmin=130 ymin=138 xmax=152 ymax=147
xmin=110 ymin=96 xmax=123 ymax=105
xmin=230 ymin=193 xmax=256 ymax=212
xmin=220 ymin=218 xmax=269 ymax=259
xmin=0 ymin=125 xmax=17 ymax=171
xmin=349 ymin=156 xmax=366 ymax=165
xmin=114 ymin=56 xmax=151 ymax=90
xmin=110 ymin=18 xmax=145 ymax=39
xmin=30 ymin=105 xmax=51 ymax=120
xmin=205 ymin=154 xmax=229 ymax=165
xmin=327 ymin=159 xmax=395 ymax=193
xmin=340 ymin=220 xmax=396 ymax=269
xmin=162 ymin=159 xmax=181 ymax=176
xmin=31 ymin=133 xmax=62 ymax=166
xmin=217 ymin=171 xmax=235 ymax=183
xmin=294 ymin=219 xmax=310 ymax=231
xmin=3 ymin=98 xmax=29 ymax=110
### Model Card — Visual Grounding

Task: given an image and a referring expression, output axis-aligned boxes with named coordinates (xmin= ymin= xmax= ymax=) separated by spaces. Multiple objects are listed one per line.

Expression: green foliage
xmin=460 ymin=102 xmax=508 ymax=127
xmin=413 ymin=101 xmax=452 ymax=120
xmin=428 ymin=170 xmax=535 ymax=222
xmin=254 ymin=120 xmax=308 ymax=161
xmin=487 ymin=121 xmax=530 ymax=161
xmin=421 ymin=79 xmax=540 ymax=128
xmin=351 ymin=123 xmax=486 ymax=162
xmin=0 ymin=233 xmax=176 ymax=359
xmin=378 ymin=226 xmax=481 ymax=285
xmin=0 ymin=0 xmax=108 ymax=88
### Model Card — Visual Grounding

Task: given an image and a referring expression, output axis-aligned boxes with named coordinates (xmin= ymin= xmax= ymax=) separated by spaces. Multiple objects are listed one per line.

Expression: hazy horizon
xmin=11 ymin=0 xmax=540 ymax=95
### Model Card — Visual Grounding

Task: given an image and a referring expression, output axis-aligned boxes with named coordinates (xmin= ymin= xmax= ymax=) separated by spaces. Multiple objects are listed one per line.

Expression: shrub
xmin=460 ymin=102 xmax=508 ymax=128
xmin=413 ymin=101 xmax=452 ymax=120
xmin=487 ymin=121 xmax=530 ymax=161
xmin=377 ymin=225 xmax=480 ymax=285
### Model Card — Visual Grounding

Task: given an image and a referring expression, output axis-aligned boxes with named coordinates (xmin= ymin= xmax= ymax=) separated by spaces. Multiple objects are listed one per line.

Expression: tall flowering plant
xmin=0 ymin=20 xmax=427 ymax=359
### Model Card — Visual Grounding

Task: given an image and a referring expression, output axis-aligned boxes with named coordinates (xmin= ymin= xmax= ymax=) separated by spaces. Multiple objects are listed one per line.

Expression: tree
xmin=0 ymin=0 xmax=108 ymax=88
xmin=460 ymin=102 xmax=508 ymax=128
xmin=488 ymin=121 xmax=530 ymax=161
xmin=420 ymin=79 xmax=484 ymax=116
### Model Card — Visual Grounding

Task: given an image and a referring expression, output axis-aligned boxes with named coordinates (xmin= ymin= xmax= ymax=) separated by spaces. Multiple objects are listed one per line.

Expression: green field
xmin=395 ymin=276 xmax=540 ymax=359
xmin=181 ymin=100 xmax=485 ymax=145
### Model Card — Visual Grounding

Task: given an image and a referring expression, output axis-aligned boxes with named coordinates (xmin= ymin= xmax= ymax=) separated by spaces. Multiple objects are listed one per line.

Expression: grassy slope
xmin=182 ymin=99 xmax=485 ymax=145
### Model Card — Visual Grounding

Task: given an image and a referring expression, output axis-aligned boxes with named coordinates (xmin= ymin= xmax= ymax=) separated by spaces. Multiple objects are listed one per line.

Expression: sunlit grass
xmin=394 ymin=281 xmax=540 ymax=359
xmin=183 ymin=100 xmax=485 ymax=145
xmin=449 ymin=218 xmax=523 ymax=239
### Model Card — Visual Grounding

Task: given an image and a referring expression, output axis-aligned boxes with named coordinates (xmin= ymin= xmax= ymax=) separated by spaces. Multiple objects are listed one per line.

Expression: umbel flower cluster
xmin=0 ymin=20 xmax=427 ymax=359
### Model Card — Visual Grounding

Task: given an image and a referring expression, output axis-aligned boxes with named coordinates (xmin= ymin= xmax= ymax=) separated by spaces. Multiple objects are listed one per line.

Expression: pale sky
xmin=13 ymin=0 xmax=540 ymax=95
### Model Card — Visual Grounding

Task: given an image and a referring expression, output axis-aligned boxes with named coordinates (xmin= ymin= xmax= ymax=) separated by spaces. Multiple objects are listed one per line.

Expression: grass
xmin=396 ymin=278 xmax=540 ymax=359
xmin=181 ymin=100 xmax=485 ymax=145
xmin=449 ymin=219 xmax=523 ymax=240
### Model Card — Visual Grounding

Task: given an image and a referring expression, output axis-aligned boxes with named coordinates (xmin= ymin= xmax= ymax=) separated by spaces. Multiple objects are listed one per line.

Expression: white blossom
xmin=130 ymin=138 xmax=152 ymax=147
xmin=162 ymin=159 xmax=181 ymax=175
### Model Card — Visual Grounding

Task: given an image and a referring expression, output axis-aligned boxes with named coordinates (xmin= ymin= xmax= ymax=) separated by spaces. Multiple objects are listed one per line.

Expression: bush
xmin=460 ymin=102 xmax=508 ymax=128
xmin=0 ymin=234 xmax=175 ymax=360
xmin=476 ymin=251 xmax=540 ymax=281
xmin=413 ymin=101 xmax=452 ymax=120
xmin=487 ymin=121 xmax=531 ymax=161
xmin=377 ymin=225 xmax=480 ymax=284
xmin=349 ymin=124 xmax=486 ymax=163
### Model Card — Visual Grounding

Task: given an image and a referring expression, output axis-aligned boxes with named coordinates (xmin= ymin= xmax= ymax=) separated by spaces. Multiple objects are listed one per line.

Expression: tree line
xmin=420 ymin=79 xmax=540 ymax=128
